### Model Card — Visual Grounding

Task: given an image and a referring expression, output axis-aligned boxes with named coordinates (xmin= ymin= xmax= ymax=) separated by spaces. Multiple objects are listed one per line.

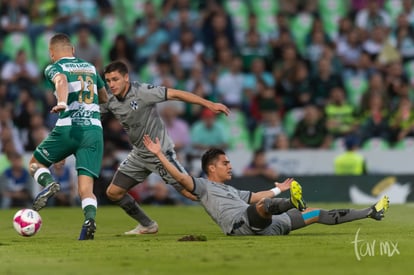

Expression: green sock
xmin=37 ymin=172 xmax=55 ymax=187
xmin=83 ymin=205 xmax=97 ymax=221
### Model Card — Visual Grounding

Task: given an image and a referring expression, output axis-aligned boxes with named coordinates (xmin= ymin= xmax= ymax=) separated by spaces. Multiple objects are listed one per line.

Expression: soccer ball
xmin=13 ymin=209 xmax=42 ymax=237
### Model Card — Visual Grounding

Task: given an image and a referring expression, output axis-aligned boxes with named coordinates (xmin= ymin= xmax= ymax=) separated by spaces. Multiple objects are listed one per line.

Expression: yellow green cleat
xmin=290 ymin=180 xmax=307 ymax=211
xmin=369 ymin=195 xmax=390 ymax=220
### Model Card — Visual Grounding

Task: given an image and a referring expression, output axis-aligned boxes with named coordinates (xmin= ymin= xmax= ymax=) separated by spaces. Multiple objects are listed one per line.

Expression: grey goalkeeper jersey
xmin=100 ymin=82 xmax=174 ymax=157
xmin=192 ymin=177 xmax=252 ymax=235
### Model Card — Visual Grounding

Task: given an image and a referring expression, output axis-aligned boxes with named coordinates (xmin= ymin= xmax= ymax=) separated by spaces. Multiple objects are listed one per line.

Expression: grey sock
xmin=117 ymin=194 xmax=153 ymax=226
xmin=318 ymin=208 xmax=371 ymax=225
xmin=264 ymin=198 xmax=294 ymax=215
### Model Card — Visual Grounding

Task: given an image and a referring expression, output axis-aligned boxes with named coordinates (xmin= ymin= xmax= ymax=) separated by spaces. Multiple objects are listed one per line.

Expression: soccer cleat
xmin=369 ymin=195 xmax=390 ymax=221
xmin=78 ymin=218 xmax=96 ymax=240
xmin=124 ymin=222 xmax=159 ymax=235
xmin=32 ymin=182 xmax=60 ymax=211
xmin=290 ymin=180 xmax=307 ymax=211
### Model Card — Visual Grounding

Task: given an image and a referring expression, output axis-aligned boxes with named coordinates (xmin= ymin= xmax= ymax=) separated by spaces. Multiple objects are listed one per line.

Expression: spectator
xmin=310 ymin=58 xmax=343 ymax=107
xmin=216 ymin=55 xmax=244 ymax=107
xmin=24 ymin=112 xmax=49 ymax=151
xmin=252 ymin=109 xmax=285 ymax=152
xmin=334 ymin=135 xmax=366 ymax=175
xmin=239 ymin=30 xmax=269 ymax=72
xmin=93 ymin=142 xmax=119 ymax=205
xmin=0 ymin=0 xmax=30 ymax=36
xmin=355 ymin=0 xmax=390 ymax=32
xmin=185 ymin=62 xmax=212 ymax=98
xmin=357 ymin=92 xmax=391 ymax=145
xmin=1 ymin=49 xmax=40 ymax=100
xmin=158 ymin=101 xmax=190 ymax=155
xmin=361 ymin=26 xmax=389 ymax=62
xmin=170 ymin=27 xmax=204 ymax=77
xmin=388 ymin=96 xmax=414 ymax=144
xmin=291 ymin=104 xmax=332 ymax=149
xmin=336 ymin=27 xmax=363 ymax=71
xmin=0 ymin=151 xmax=32 ymax=208
xmin=108 ymin=34 xmax=135 ymax=65
xmin=27 ymin=0 xmax=58 ymax=46
xmin=54 ymin=0 xmax=103 ymax=41
xmin=141 ymin=174 xmax=181 ymax=206
xmin=102 ymin=115 xmax=131 ymax=151
xmin=244 ymin=58 xmax=275 ymax=108
xmin=394 ymin=13 xmax=414 ymax=63
xmin=74 ymin=25 xmax=103 ymax=73
xmin=0 ymin=37 xmax=10 ymax=70
xmin=272 ymin=132 xmax=291 ymax=150
xmin=190 ymin=108 xmax=229 ymax=156
xmin=384 ymin=61 xmax=410 ymax=108
xmin=325 ymin=86 xmax=357 ymax=138
xmin=134 ymin=15 xmax=169 ymax=68
xmin=242 ymin=149 xmax=278 ymax=180
xmin=200 ymin=1 xmax=236 ymax=52
xmin=50 ymin=159 xmax=76 ymax=206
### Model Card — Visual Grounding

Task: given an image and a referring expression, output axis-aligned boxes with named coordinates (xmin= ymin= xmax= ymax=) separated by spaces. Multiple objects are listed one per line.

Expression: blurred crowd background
xmin=1 ymin=0 xmax=414 ymax=207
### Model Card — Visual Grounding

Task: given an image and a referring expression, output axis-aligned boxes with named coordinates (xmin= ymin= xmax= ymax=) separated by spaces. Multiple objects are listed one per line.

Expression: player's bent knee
xmin=106 ymin=184 xmax=126 ymax=201
xmin=246 ymin=204 xmax=272 ymax=231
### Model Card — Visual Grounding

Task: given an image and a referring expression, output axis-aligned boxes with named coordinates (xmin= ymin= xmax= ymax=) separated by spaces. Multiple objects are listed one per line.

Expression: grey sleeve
xmin=238 ymin=190 xmax=252 ymax=204
xmin=139 ymin=83 xmax=167 ymax=104
xmin=192 ymin=177 xmax=207 ymax=197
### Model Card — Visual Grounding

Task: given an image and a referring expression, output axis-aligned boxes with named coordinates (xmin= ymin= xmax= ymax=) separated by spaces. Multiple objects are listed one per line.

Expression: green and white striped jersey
xmin=44 ymin=57 xmax=105 ymax=128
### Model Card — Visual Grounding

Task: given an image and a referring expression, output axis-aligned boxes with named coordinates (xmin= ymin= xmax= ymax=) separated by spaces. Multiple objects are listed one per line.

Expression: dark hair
xmin=104 ymin=60 xmax=129 ymax=75
xmin=201 ymin=148 xmax=226 ymax=174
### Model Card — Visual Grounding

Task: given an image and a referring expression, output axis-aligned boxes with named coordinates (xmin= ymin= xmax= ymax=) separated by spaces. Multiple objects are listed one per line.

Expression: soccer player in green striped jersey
xmin=29 ymin=33 xmax=108 ymax=240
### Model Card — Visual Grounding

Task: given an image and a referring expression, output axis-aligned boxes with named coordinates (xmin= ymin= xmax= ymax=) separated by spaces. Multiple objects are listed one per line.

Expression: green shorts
xmin=34 ymin=125 xmax=103 ymax=178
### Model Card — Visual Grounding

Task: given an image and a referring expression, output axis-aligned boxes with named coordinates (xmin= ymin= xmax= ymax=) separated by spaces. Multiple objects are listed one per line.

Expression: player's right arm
xmin=143 ymin=135 xmax=194 ymax=192
xmin=98 ymin=87 xmax=108 ymax=104
xmin=51 ymin=73 xmax=69 ymax=113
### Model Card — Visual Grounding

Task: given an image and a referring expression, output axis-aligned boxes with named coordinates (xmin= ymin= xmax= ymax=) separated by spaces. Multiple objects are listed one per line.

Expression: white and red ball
xmin=13 ymin=209 xmax=42 ymax=237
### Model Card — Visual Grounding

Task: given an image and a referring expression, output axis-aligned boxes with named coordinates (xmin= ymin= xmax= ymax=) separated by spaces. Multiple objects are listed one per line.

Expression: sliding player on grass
xmin=143 ymin=135 xmax=389 ymax=236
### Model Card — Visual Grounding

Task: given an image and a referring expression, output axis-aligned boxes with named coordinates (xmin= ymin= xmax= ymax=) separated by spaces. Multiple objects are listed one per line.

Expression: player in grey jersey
xmin=100 ymin=61 xmax=230 ymax=234
xmin=143 ymin=135 xmax=390 ymax=236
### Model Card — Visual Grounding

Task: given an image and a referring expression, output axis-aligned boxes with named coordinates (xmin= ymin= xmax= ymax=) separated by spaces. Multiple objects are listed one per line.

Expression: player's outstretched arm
xmin=143 ymin=135 xmax=194 ymax=192
xmin=249 ymin=178 xmax=294 ymax=204
xmin=167 ymin=88 xmax=230 ymax=116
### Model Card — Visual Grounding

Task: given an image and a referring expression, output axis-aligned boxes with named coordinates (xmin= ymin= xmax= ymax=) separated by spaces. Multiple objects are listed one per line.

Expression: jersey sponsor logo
xmin=130 ymin=100 xmax=138 ymax=110
xmin=42 ymin=148 xmax=49 ymax=157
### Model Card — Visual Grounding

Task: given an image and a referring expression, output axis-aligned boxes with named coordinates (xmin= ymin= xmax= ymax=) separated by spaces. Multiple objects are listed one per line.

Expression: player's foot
xmin=369 ymin=195 xmax=389 ymax=220
xmin=290 ymin=180 xmax=307 ymax=211
xmin=32 ymin=182 xmax=60 ymax=211
xmin=124 ymin=222 xmax=159 ymax=235
xmin=78 ymin=218 xmax=96 ymax=240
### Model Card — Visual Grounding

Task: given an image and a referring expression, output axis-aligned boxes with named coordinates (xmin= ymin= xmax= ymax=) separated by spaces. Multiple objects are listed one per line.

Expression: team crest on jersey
xmin=130 ymin=100 xmax=138 ymax=110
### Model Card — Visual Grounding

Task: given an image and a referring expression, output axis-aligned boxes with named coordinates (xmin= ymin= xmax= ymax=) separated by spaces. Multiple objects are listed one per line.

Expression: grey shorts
xmin=113 ymin=147 xmax=187 ymax=192
xmin=228 ymin=212 xmax=291 ymax=236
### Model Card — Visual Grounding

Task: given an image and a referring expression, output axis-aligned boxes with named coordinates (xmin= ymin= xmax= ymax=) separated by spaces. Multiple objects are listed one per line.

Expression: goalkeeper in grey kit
xmin=100 ymin=61 xmax=229 ymax=234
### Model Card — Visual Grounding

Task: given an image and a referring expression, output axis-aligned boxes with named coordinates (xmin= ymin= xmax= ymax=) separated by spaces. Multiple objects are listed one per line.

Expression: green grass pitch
xmin=1 ymin=203 xmax=413 ymax=275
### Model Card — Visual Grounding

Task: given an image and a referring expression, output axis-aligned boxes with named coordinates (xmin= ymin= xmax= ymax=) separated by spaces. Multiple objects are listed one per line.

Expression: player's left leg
xmin=77 ymin=174 xmax=97 ymax=240
xmin=107 ymin=171 xmax=158 ymax=235
xmin=31 ymin=127 xmax=74 ymax=211
xmin=76 ymin=128 xmax=103 ymax=240
xmin=287 ymin=195 xmax=390 ymax=230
